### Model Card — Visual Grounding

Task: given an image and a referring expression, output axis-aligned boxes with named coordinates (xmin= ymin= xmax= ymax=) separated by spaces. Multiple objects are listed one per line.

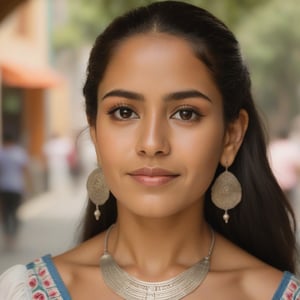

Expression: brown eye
xmin=172 ymin=108 xmax=200 ymax=121
xmin=108 ymin=106 xmax=138 ymax=120
xmin=119 ymin=107 xmax=134 ymax=119
xmin=179 ymin=110 xmax=194 ymax=120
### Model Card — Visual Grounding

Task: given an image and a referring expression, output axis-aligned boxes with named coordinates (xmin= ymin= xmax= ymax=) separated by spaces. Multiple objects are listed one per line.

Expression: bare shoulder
xmin=54 ymin=231 xmax=106 ymax=264
xmin=241 ymin=265 xmax=283 ymax=300
xmin=51 ymin=232 xmax=107 ymax=295
xmin=208 ymin=233 xmax=284 ymax=300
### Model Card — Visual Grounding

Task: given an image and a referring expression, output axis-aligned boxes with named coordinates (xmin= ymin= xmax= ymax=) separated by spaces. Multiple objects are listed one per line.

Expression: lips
xmin=128 ymin=167 xmax=179 ymax=186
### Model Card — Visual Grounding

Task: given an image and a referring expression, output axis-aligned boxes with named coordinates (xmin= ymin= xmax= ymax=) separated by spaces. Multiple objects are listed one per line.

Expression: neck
xmin=106 ymin=206 xmax=212 ymax=280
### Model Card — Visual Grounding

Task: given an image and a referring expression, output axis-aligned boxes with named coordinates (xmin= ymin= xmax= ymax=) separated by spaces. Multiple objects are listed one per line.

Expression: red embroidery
xmin=27 ymin=257 xmax=63 ymax=300
xmin=282 ymin=277 xmax=300 ymax=300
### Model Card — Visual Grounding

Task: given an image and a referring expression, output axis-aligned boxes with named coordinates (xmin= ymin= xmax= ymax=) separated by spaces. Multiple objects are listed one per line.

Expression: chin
xmin=127 ymin=201 xmax=185 ymax=219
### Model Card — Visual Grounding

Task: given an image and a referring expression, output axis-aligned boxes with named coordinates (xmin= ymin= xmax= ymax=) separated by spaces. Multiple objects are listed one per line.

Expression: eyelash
xmin=171 ymin=105 xmax=202 ymax=121
xmin=106 ymin=103 xmax=203 ymax=121
xmin=107 ymin=103 xmax=138 ymax=120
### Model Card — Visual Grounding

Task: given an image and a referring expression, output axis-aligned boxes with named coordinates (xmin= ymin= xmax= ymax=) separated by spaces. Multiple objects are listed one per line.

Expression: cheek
xmin=96 ymin=123 xmax=134 ymax=172
xmin=178 ymin=122 xmax=225 ymax=180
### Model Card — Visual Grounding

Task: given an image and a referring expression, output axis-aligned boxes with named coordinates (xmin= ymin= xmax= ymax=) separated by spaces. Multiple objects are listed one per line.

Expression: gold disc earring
xmin=86 ymin=168 xmax=110 ymax=220
xmin=211 ymin=166 xmax=242 ymax=223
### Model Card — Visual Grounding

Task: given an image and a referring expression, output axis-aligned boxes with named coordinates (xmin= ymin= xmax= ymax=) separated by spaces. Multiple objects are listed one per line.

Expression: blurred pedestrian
xmin=67 ymin=139 xmax=83 ymax=186
xmin=0 ymin=132 xmax=29 ymax=250
xmin=290 ymin=115 xmax=300 ymax=197
xmin=43 ymin=133 xmax=73 ymax=193
xmin=268 ymin=129 xmax=300 ymax=201
xmin=287 ymin=116 xmax=300 ymax=233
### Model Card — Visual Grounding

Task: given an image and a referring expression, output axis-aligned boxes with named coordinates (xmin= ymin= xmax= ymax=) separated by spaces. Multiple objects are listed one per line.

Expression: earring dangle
xmin=211 ymin=166 xmax=242 ymax=223
xmin=86 ymin=168 xmax=110 ymax=221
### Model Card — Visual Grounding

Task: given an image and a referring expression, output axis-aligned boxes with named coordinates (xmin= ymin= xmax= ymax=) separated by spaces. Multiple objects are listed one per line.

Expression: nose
xmin=136 ymin=115 xmax=170 ymax=157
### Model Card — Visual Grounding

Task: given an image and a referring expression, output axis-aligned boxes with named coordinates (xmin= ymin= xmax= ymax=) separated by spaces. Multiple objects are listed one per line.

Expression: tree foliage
xmin=52 ymin=0 xmax=270 ymax=49
xmin=237 ymin=0 xmax=300 ymax=133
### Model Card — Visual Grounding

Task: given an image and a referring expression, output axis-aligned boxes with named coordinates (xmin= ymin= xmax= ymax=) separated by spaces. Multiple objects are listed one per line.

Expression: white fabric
xmin=0 ymin=265 xmax=31 ymax=300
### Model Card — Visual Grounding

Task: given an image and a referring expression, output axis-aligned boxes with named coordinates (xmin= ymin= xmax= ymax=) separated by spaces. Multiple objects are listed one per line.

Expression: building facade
xmin=0 ymin=0 xmax=70 ymax=193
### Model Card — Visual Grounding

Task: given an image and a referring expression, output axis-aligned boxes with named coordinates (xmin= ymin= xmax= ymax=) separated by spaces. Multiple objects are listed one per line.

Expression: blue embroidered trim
xmin=26 ymin=254 xmax=71 ymax=300
xmin=272 ymin=271 xmax=300 ymax=300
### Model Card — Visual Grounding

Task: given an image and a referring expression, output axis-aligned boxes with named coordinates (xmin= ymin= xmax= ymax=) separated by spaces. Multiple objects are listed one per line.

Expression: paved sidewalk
xmin=0 ymin=182 xmax=87 ymax=273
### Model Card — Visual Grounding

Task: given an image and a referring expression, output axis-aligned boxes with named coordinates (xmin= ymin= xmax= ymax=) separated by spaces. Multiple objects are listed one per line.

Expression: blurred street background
xmin=0 ymin=0 xmax=300 ymax=273
xmin=0 ymin=181 xmax=86 ymax=272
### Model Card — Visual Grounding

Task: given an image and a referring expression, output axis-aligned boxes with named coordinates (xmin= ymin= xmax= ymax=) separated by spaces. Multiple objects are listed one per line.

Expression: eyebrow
xmin=101 ymin=89 xmax=212 ymax=102
xmin=102 ymin=89 xmax=144 ymax=101
xmin=165 ymin=90 xmax=211 ymax=102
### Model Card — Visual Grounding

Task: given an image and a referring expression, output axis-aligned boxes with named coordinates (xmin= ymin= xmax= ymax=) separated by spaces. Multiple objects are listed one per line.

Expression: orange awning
xmin=0 ymin=61 xmax=64 ymax=88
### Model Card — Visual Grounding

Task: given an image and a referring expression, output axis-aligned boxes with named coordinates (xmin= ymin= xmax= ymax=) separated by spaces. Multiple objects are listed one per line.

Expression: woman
xmin=0 ymin=1 xmax=299 ymax=299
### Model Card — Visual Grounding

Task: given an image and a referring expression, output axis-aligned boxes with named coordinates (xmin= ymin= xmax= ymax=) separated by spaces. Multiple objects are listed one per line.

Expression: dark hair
xmin=82 ymin=1 xmax=296 ymax=272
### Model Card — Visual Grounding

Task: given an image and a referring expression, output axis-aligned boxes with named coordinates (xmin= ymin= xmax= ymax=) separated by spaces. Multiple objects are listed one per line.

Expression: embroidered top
xmin=273 ymin=271 xmax=300 ymax=300
xmin=0 ymin=254 xmax=300 ymax=299
xmin=26 ymin=255 xmax=71 ymax=300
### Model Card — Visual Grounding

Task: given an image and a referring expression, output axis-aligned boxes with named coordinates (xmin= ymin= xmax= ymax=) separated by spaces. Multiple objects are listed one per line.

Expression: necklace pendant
xmin=146 ymin=286 xmax=156 ymax=300
xmin=100 ymin=225 xmax=216 ymax=300
xmin=146 ymin=293 xmax=155 ymax=300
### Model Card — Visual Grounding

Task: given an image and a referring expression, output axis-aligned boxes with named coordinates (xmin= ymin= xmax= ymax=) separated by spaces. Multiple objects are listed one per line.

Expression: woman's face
xmin=92 ymin=33 xmax=229 ymax=218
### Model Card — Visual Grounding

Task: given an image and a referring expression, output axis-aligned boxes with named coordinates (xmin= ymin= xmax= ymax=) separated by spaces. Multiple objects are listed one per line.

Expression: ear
xmin=220 ymin=109 xmax=249 ymax=167
xmin=89 ymin=126 xmax=102 ymax=165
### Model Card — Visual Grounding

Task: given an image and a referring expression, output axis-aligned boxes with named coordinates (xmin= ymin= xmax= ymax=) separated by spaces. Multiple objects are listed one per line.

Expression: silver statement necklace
xmin=99 ymin=225 xmax=215 ymax=300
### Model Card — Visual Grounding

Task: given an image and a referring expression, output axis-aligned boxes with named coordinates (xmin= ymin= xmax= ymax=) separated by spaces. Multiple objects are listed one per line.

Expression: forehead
xmin=98 ymin=33 xmax=221 ymax=101
xmin=109 ymin=32 xmax=200 ymax=69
